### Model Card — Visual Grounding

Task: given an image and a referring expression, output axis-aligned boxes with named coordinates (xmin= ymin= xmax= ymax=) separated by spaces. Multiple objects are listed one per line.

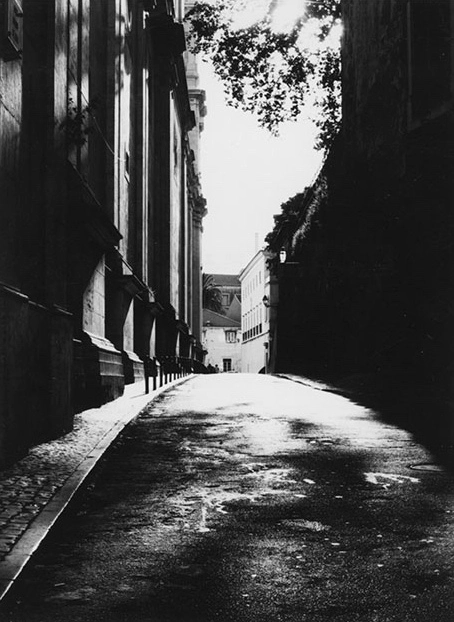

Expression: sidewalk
xmin=0 ymin=375 xmax=192 ymax=602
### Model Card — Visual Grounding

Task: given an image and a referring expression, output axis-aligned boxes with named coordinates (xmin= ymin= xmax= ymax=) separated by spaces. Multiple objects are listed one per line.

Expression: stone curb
xmin=275 ymin=373 xmax=337 ymax=393
xmin=275 ymin=373 xmax=358 ymax=399
xmin=0 ymin=375 xmax=193 ymax=603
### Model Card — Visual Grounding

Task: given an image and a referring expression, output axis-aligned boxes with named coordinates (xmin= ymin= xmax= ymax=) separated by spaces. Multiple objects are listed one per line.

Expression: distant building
xmin=202 ymin=310 xmax=241 ymax=372
xmin=239 ymin=250 xmax=276 ymax=373
xmin=202 ymin=273 xmax=241 ymax=371
xmin=209 ymin=274 xmax=242 ymax=319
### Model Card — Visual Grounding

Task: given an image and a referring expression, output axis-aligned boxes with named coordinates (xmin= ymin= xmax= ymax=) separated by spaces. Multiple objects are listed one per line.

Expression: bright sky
xmin=195 ymin=0 xmax=342 ymax=275
xmin=199 ymin=61 xmax=324 ymax=275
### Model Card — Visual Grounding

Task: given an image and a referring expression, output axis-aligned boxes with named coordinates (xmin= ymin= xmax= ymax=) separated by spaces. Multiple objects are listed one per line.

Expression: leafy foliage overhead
xmin=187 ymin=0 xmax=342 ymax=150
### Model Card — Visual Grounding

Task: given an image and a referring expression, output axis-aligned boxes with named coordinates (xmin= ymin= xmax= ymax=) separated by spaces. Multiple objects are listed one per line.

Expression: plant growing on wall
xmin=61 ymin=97 xmax=96 ymax=148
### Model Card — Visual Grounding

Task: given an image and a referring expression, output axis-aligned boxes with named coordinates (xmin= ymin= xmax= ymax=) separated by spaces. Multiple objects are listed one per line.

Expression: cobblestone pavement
xmin=0 ymin=412 xmax=118 ymax=560
xmin=0 ymin=376 xmax=191 ymax=600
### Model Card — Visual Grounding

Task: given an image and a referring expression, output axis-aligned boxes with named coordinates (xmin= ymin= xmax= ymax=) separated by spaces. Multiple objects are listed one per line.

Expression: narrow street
xmin=1 ymin=374 xmax=454 ymax=622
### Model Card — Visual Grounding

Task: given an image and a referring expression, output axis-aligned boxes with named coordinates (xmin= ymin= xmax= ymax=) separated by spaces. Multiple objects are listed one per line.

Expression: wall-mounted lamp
xmin=262 ymin=295 xmax=270 ymax=308
xmin=279 ymin=249 xmax=287 ymax=263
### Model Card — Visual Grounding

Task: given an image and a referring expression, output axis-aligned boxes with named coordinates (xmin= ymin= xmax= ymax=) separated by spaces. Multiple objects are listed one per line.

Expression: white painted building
xmin=239 ymin=250 xmax=272 ymax=373
xmin=202 ymin=310 xmax=241 ymax=372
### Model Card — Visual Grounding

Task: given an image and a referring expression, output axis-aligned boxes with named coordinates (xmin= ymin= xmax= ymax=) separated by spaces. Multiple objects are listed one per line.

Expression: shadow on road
xmin=2 ymin=381 xmax=453 ymax=621
xmin=315 ymin=373 xmax=454 ymax=473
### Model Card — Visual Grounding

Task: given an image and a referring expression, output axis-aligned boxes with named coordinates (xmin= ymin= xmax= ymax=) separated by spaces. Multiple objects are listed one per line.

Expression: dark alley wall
xmin=269 ymin=0 xmax=454 ymax=451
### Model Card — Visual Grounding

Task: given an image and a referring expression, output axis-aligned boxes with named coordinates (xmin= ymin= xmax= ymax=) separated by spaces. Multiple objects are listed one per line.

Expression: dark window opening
xmin=225 ymin=330 xmax=236 ymax=343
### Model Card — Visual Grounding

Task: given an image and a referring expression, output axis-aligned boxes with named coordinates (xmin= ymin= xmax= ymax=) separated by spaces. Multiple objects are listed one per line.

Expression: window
xmin=223 ymin=358 xmax=232 ymax=372
xmin=222 ymin=293 xmax=230 ymax=307
xmin=225 ymin=330 xmax=236 ymax=343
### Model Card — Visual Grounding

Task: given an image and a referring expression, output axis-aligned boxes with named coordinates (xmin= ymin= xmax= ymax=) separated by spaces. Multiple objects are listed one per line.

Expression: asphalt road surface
xmin=1 ymin=373 xmax=454 ymax=621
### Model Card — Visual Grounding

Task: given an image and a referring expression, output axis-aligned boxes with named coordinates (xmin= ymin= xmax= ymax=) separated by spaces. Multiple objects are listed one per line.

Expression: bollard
xmin=144 ymin=357 xmax=149 ymax=394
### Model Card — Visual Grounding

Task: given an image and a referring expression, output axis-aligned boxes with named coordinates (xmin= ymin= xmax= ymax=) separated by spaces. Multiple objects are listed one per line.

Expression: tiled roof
xmin=226 ymin=296 xmax=241 ymax=322
xmin=203 ymin=308 xmax=241 ymax=328
xmin=210 ymin=274 xmax=241 ymax=288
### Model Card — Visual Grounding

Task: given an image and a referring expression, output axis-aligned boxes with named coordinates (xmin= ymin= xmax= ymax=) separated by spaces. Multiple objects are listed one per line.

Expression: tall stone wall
xmin=271 ymin=0 xmax=454 ymax=458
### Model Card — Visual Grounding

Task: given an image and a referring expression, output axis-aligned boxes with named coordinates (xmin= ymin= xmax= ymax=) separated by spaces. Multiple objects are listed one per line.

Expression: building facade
xmin=202 ymin=309 xmax=241 ymax=372
xmin=239 ymin=250 xmax=276 ymax=374
xmin=202 ymin=274 xmax=241 ymax=372
xmin=0 ymin=0 xmax=206 ymax=467
xmin=210 ymin=274 xmax=241 ymax=317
